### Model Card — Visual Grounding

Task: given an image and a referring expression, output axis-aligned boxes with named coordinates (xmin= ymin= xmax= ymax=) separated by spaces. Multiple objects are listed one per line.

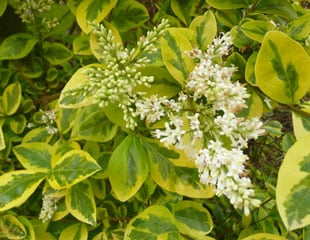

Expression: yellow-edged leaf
xmin=59 ymin=223 xmax=87 ymax=240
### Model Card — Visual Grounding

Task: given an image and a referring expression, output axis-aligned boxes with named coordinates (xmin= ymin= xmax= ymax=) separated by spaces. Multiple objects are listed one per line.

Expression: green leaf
xmin=76 ymin=0 xmax=118 ymax=33
xmin=73 ymin=35 xmax=92 ymax=55
xmin=48 ymin=150 xmax=101 ymax=189
xmin=255 ymin=31 xmax=310 ymax=105
xmin=161 ymin=29 xmax=194 ymax=85
xmin=66 ymin=180 xmax=96 ymax=226
xmin=59 ymin=223 xmax=88 ymax=240
xmin=0 ymin=0 xmax=7 ymax=16
xmin=8 ymin=114 xmax=27 ymax=134
xmin=108 ymin=135 xmax=149 ymax=201
xmin=226 ymin=52 xmax=246 ymax=81
xmin=59 ymin=64 xmax=101 ymax=108
xmin=254 ymin=0 xmax=297 ymax=20
xmin=43 ymin=42 xmax=73 ymax=65
xmin=215 ymin=9 xmax=242 ymax=28
xmin=111 ymin=0 xmax=149 ymax=32
xmin=205 ymin=0 xmax=251 ymax=9
xmin=287 ymin=13 xmax=310 ymax=40
xmin=276 ymin=135 xmax=310 ymax=230
xmin=0 ymin=33 xmax=37 ymax=60
xmin=241 ymin=20 xmax=275 ymax=42
xmin=231 ymin=25 xmax=253 ymax=49
xmin=134 ymin=66 xmax=181 ymax=99
xmin=171 ymin=0 xmax=195 ymax=25
xmin=292 ymin=108 xmax=310 ymax=140
xmin=13 ymin=142 xmax=52 ymax=171
xmin=146 ymin=142 xmax=214 ymax=198
xmin=0 ymin=215 xmax=26 ymax=239
xmin=72 ymin=110 xmax=118 ymax=142
xmin=0 ymin=170 xmax=46 ymax=211
xmin=56 ymin=104 xmax=77 ymax=135
xmin=190 ymin=11 xmax=217 ymax=51
xmin=0 ymin=126 xmax=5 ymax=151
xmin=22 ymin=127 xmax=53 ymax=143
xmin=124 ymin=205 xmax=180 ymax=240
xmin=2 ymin=82 xmax=22 ymax=116
xmin=173 ymin=201 xmax=213 ymax=239
xmin=17 ymin=216 xmax=36 ymax=240
xmin=245 ymin=51 xmax=258 ymax=86
xmin=242 ymin=233 xmax=287 ymax=240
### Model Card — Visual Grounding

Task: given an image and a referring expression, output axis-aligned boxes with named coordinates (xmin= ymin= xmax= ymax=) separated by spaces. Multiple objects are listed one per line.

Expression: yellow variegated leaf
xmin=59 ymin=223 xmax=87 ymax=240
xmin=66 ymin=180 xmax=96 ymax=226
xmin=0 ymin=215 xmax=26 ymax=239
xmin=13 ymin=142 xmax=52 ymax=171
xmin=173 ymin=201 xmax=213 ymax=239
xmin=242 ymin=233 xmax=287 ymax=240
xmin=124 ymin=205 xmax=180 ymax=239
xmin=18 ymin=216 xmax=36 ymax=240
xmin=73 ymin=35 xmax=92 ymax=55
xmin=161 ymin=29 xmax=194 ymax=85
xmin=171 ymin=0 xmax=195 ymax=25
xmin=0 ymin=125 xmax=5 ymax=151
xmin=76 ymin=0 xmax=118 ymax=33
xmin=292 ymin=107 xmax=310 ymax=140
xmin=190 ymin=11 xmax=217 ymax=50
xmin=108 ymin=135 xmax=149 ymax=201
xmin=255 ymin=31 xmax=310 ymax=104
xmin=0 ymin=170 xmax=46 ymax=211
xmin=48 ymin=150 xmax=101 ymax=189
xmin=276 ymin=135 xmax=310 ymax=230
xmin=2 ymin=82 xmax=22 ymax=116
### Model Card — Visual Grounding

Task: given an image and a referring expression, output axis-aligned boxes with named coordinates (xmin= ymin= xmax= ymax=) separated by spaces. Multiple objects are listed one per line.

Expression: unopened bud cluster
xmin=134 ymin=32 xmax=265 ymax=215
xmin=10 ymin=0 xmax=59 ymax=30
xmin=63 ymin=19 xmax=169 ymax=129
xmin=39 ymin=194 xmax=59 ymax=223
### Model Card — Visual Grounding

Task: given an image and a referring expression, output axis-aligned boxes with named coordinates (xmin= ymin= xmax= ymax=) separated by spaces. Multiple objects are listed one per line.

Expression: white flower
xmin=39 ymin=195 xmax=59 ymax=222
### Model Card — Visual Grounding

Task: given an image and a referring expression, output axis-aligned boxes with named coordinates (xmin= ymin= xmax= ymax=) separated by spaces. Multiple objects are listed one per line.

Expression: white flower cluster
xmin=11 ymin=0 xmax=59 ymax=30
xmin=64 ymin=19 xmax=169 ymax=129
xmin=39 ymin=194 xmax=59 ymax=223
xmin=134 ymin=32 xmax=265 ymax=215
xmin=27 ymin=109 xmax=58 ymax=135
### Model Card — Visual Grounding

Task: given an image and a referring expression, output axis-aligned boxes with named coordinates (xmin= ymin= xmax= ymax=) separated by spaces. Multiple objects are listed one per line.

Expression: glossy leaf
xmin=2 ymin=82 xmax=22 ymax=116
xmin=146 ymin=142 xmax=214 ymax=198
xmin=0 ymin=33 xmax=37 ymax=60
xmin=124 ymin=205 xmax=180 ymax=239
xmin=161 ymin=29 xmax=194 ymax=85
xmin=76 ymin=0 xmax=118 ymax=33
xmin=0 ymin=126 xmax=5 ymax=151
xmin=242 ymin=233 xmax=287 ymax=240
xmin=18 ymin=216 xmax=36 ymax=240
xmin=241 ymin=20 xmax=274 ymax=42
xmin=59 ymin=223 xmax=88 ymax=240
xmin=190 ymin=11 xmax=217 ymax=51
xmin=22 ymin=127 xmax=53 ymax=143
xmin=292 ymin=108 xmax=310 ymax=140
xmin=276 ymin=135 xmax=310 ymax=230
xmin=48 ymin=150 xmax=101 ymax=189
xmin=72 ymin=110 xmax=118 ymax=142
xmin=13 ymin=142 xmax=52 ymax=171
xmin=0 ymin=170 xmax=46 ymax=211
xmin=59 ymin=64 xmax=102 ymax=108
xmin=215 ymin=9 xmax=242 ymax=28
xmin=171 ymin=0 xmax=195 ymax=25
xmin=255 ymin=31 xmax=310 ymax=104
xmin=55 ymin=104 xmax=78 ymax=135
xmin=0 ymin=215 xmax=26 ymax=239
xmin=173 ymin=201 xmax=213 ymax=239
xmin=43 ymin=42 xmax=73 ymax=65
xmin=287 ymin=13 xmax=310 ymax=40
xmin=111 ymin=0 xmax=149 ymax=32
xmin=254 ymin=0 xmax=297 ymax=20
xmin=0 ymin=0 xmax=7 ymax=16
xmin=108 ymin=135 xmax=149 ymax=201
xmin=205 ymin=0 xmax=251 ymax=9
xmin=66 ymin=180 xmax=96 ymax=225
xmin=73 ymin=35 xmax=92 ymax=55
xmin=245 ymin=51 xmax=258 ymax=86
xmin=9 ymin=114 xmax=27 ymax=134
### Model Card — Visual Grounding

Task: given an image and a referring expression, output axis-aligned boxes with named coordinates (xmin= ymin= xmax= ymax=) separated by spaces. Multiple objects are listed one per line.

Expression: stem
xmin=280 ymin=104 xmax=310 ymax=118
xmin=248 ymin=0 xmax=260 ymax=13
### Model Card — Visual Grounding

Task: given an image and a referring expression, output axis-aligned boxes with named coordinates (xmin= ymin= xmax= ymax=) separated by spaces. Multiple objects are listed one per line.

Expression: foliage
xmin=0 ymin=0 xmax=309 ymax=239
